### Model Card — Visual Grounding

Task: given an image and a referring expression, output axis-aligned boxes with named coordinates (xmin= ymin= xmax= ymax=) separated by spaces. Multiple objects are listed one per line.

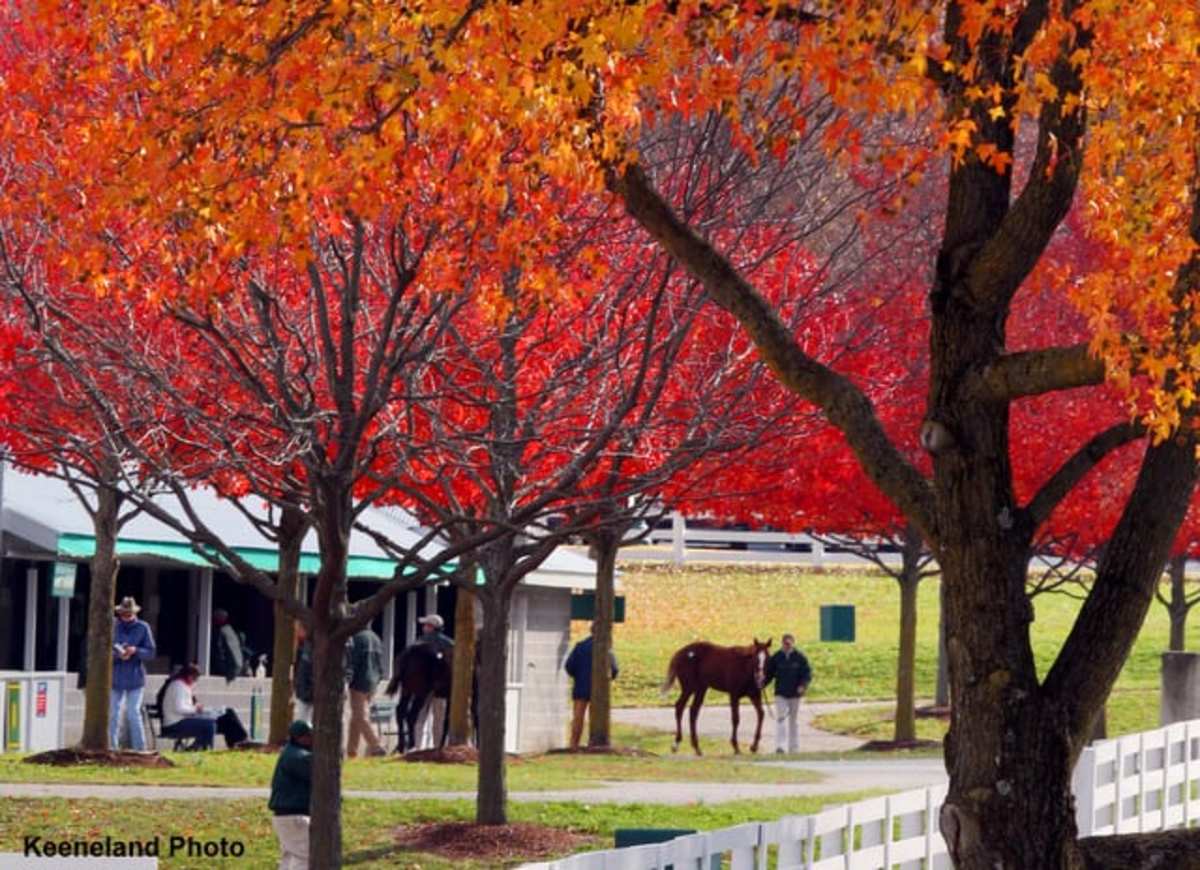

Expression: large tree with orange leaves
xmin=6 ymin=0 xmax=1200 ymax=866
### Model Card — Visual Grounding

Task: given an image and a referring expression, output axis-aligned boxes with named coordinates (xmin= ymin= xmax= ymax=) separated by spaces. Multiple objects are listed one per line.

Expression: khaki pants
xmin=775 ymin=695 xmax=801 ymax=754
xmin=569 ymin=699 xmax=589 ymax=749
xmin=347 ymin=689 xmax=382 ymax=757
xmin=415 ymin=696 xmax=447 ymax=749
xmin=272 ymin=815 xmax=310 ymax=870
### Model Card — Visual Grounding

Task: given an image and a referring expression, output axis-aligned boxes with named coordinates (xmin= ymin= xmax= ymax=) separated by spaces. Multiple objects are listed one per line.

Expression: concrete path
xmin=0 ymin=758 xmax=947 ymax=805
xmin=613 ymin=701 xmax=870 ymax=753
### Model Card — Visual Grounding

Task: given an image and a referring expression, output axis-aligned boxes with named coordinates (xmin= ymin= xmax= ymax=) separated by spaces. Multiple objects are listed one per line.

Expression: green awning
xmin=56 ymin=533 xmax=409 ymax=580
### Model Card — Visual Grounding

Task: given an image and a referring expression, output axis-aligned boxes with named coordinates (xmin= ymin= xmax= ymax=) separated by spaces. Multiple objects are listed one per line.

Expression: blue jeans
xmin=110 ymin=687 xmax=146 ymax=750
xmin=162 ymin=717 xmax=216 ymax=749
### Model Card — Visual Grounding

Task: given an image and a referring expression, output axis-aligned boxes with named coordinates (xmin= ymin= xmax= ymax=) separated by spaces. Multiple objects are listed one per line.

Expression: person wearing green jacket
xmin=269 ymin=720 xmax=313 ymax=869
xmin=346 ymin=628 xmax=386 ymax=757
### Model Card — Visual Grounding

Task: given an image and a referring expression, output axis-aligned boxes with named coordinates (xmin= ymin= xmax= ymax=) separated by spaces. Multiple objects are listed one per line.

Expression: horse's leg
xmin=689 ymin=688 xmax=707 ymax=756
xmin=749 ymin=691 xmax=764 ymax=754
xmin=406 ymin=692 xmax=427 ymax=752
xmin=395 ymin=694 xmax=409 ymax=753
xmin=729 ymin=693 xmax=741 ymax=755
xmin=673 ymin=687 xmax=693 ymax=753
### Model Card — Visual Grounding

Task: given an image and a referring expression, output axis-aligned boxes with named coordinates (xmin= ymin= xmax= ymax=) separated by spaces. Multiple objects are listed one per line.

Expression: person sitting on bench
xmin=160 ymin=664 xmax=217 ymax=749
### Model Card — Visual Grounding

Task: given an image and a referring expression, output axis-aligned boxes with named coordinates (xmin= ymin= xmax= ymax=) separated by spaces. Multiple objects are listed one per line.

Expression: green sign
xmin=570 ymin=593 xmax=626 ymax=623
xmin=51 ymin=562 xmax=77 ymax=598
xmin=5 ymin=683 xmax=20 ymax=751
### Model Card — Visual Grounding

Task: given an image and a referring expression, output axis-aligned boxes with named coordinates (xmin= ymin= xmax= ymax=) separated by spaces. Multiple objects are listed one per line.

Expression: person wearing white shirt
xmin=160 ymin=664 xmax=217 ymax=750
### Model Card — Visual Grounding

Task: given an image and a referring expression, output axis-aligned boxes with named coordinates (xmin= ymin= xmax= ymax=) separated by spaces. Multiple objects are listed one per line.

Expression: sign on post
xmin=51 ymin=562 xmax=77 ymax=598
xmin=5 ymin=682 xmax=20 ymax=751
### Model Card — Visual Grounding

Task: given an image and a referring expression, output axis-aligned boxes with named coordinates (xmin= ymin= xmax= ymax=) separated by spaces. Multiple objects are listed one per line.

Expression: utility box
xmin=1162 ymin=652 xmax=1200 ymax=725
xmin=820 ymin=605 xmax=856 ymax=642
xmin=570 ymin=593 xmax=626 ymax=623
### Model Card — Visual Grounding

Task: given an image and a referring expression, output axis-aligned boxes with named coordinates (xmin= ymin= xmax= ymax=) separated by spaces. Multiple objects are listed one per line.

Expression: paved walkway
xmin=0 ymin=758 xmax=947 ymax=805
xmin=614 ymin=701 xmax=870 ymax=753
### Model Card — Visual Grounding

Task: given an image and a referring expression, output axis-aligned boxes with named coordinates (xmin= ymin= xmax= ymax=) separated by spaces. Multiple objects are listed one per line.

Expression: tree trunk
xmin=307 ymin=624 xmax=347 ymax=868
xmin=939 ymin=434 xmax=1198 ymax=868
xmin=935 ymin=578 xmax=950 ymax=708
xmin=1167 ymin=554 xmax=1188 ymax=652
xmin=475 ymin=587 xmax=513 ymax=824
xmin=448 ymin=582 xmax=477 ymax=746
xmin=80 ymin=485 xmax=120 ymax=751
xmin=269 ymin=508 xmax=305 ymax=745
xmin=892 ymin=525 xmax=922 ymax=744
xmin=307 ymin=493 xmax=352 ymax=868
xmin=589 ymin=530 xmax=619 ymax=748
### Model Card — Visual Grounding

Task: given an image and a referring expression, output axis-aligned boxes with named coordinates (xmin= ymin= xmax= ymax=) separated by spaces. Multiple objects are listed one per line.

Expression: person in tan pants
xmin=564 ymin=624 xmax=619 ymax=749
xmin=346 ymin=627 xmax=386 ymax=757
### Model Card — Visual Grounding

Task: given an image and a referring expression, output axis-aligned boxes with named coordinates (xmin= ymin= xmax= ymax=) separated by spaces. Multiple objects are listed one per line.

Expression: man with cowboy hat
xmin=111 ymin=596 xmax=156 ymax=750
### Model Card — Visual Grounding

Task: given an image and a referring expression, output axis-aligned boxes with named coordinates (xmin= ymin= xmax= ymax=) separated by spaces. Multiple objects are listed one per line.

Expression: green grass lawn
xmin=0 ymin=723 xmax=819 ymax=790
xmin=605 ymin=563 xmax=1192 ymax=717
xmin=0 ymin=793 xmax=880 ymax=869
xmin=815 ymin=687 xmax=1163 ymax=743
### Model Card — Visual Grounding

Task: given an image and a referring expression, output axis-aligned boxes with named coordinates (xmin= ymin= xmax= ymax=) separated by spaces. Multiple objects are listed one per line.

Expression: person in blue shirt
xmin=110 ymin=596 xmax=156 ymax=750
xmin=564 ymin=624 xmax=618 ymax=750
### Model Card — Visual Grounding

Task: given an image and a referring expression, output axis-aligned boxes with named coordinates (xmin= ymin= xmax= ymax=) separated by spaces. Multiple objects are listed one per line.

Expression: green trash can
xmin=613 ymin=829 xmax=719 ymax=869
xmin=820 ymin=604 xmax=856 ymax=642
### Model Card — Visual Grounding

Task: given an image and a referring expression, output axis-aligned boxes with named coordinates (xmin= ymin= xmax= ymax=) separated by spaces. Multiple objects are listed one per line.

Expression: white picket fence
xmin=523 ymin=719 xmax=1200 ymax=870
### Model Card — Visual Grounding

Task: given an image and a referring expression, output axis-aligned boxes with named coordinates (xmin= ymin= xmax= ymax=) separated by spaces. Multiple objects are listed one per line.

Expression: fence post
xmin=810 ymin=537 xmax=825 ymax=571
xmin=1187 ymin=721 xmax=1196 ymax=826
xmin=1074 ymin=745 xmax=1096 ymax=836
xmin=671 ymin=513 xmax=686 ymax=566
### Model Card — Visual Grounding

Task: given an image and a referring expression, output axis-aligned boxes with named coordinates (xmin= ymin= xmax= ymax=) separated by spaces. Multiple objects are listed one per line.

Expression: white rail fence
xmin=523 ymin=719 xmax=1200 ymax=870
xmin=644 ymin=514 xmax=904 ymax=570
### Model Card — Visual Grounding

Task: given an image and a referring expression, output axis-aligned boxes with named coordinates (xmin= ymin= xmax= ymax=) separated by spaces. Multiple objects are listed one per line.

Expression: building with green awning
xmin=0 ymin=463 xmax=597 ymax=753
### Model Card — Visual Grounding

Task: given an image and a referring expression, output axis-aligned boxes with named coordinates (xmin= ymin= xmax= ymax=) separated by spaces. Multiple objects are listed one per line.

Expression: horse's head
xmin=752 ymin=637 xmax=772 ymax=689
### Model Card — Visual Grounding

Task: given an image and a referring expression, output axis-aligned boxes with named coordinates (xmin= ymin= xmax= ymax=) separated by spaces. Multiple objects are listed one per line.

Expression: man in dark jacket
xmin=564 ymin=625 xmax=618 ymax=750
xmin=269 ymin=720 xmax=313 ymax=869
xmin=212 ymin=609 xmax=246 ymax=683
xmin=110 ymin=596 xmax=156 ymax=750
xmin=413 ymin=614 xmax=452 ymax=748
xmin=346 ymin=627 xmax=386 ymax=757
xmin=765 ymin=633 xmax=812 ymax=754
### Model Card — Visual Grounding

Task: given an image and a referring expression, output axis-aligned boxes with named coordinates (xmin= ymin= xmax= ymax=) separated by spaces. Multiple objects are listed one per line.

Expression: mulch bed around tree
xmin=393 ymin=822 xmax=596 ymax=863
xmin=24 ymin=748 xmax=174 ymax=768
xmin=545 ymin=746 xmax=657 ymax=757
xmin=915 ymin=704 xmax=951 ymax=719
xmin=400 ymin=745 xmax=481 ymax=764
xmin=859 ymin=738 xmax=943 ymax=752
xmin=230 ymin=741 xmax=279 ymax=753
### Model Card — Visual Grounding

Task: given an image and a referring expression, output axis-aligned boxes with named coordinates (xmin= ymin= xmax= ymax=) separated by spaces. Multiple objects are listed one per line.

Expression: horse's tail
xmin=384 ymin=671 xmax=402 ymax=697
xmin=384 ymin=647 xmax=409 ymax=696
xmin=660 ymin=648 xmax=684 ymax=697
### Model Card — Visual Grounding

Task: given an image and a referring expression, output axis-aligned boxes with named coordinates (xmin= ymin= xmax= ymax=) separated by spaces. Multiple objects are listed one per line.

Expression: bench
xmin=141 ymin=703 xmax=199 ymax=752
xmin=369 ymin=700 xmax=398 ymax=751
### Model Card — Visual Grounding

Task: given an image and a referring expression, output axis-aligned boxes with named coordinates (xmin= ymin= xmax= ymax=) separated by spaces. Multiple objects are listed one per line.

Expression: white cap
xmin=417 ymin=614 xmax=444 ymax=629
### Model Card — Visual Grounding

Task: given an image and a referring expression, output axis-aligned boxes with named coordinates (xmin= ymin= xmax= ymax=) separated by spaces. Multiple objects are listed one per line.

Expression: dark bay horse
xmin=660 ymin=638 xmax=772 ymax=755
xmin=384 ymin=643 xmax=452 ymax=752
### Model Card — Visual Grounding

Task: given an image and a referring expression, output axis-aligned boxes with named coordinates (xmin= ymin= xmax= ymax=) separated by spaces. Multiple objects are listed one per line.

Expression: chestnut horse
xmin=660 ymin=638 xmax=772 ymax=755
